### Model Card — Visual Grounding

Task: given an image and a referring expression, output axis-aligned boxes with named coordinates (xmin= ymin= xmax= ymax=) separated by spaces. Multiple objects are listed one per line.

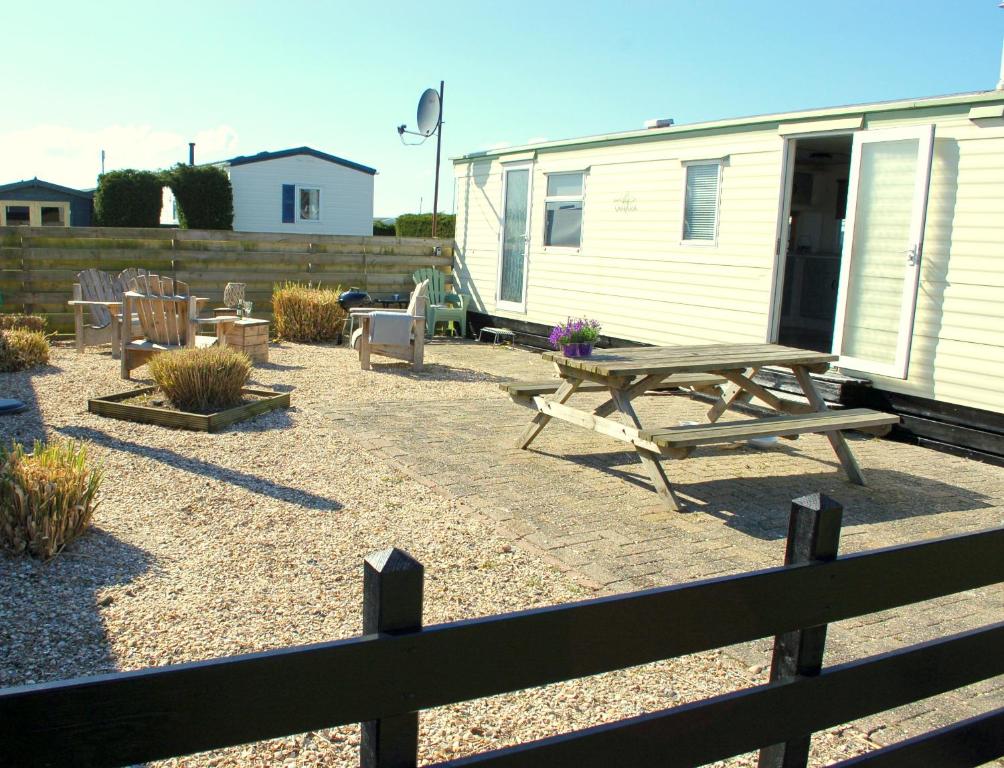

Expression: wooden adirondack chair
xmin=412 ymin=268 xmax=468 ymax=339
xmin=68 ymin=268 xmax=149 ymax=358
xmin=350 ymin=280 xmax=428 ymax=371
xmin=120 ymin=274 xmax=217 ymax=379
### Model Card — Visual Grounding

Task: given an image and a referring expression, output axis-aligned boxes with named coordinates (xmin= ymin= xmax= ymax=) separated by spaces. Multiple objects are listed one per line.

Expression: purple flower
xmin=549 ymin=317 xmax=601 ymax=348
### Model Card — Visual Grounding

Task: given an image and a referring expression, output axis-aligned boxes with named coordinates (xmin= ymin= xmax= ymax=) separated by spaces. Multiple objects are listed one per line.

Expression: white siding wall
xmin=229 ymin=155 xmax=374 ymax=235
xmin=453 ymin=125 xmax=785 ymax=347
xmin=453 ymin=99 xmax=1004 ymax=415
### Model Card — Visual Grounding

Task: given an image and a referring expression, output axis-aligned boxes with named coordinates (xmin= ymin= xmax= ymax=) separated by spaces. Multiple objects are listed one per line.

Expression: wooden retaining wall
xmin=0 ymin=227 xmax=453 ymax=332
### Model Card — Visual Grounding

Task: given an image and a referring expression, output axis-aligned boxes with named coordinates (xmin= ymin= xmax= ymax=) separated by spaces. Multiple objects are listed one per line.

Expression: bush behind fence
xmin=0 ymin=227 xmax=453 ymax=332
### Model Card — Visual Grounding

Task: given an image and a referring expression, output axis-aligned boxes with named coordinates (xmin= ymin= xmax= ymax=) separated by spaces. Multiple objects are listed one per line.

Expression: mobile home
xmin=452 ymin=90 xmax=1004 ymax=458
xmin=0 ymin=179 xmax=93 ymax=227
xmin=227 ymin=147 xmax=376 ymax=236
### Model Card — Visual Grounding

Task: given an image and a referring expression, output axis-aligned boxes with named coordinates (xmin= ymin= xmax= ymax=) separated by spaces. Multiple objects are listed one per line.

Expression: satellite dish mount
xmin=397 ymin=80 xmax=445 ymax=237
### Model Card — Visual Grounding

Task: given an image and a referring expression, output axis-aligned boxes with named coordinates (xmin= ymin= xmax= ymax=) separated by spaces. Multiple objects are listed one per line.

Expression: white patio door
xmin=497 ymin=164 xmax=532 ymax=311
xmin=832 ymin=125 xmax=934 ymax=379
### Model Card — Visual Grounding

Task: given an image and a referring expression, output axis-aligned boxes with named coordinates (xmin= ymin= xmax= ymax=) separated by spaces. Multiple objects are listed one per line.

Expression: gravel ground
xmin=1 ymin=341 xmax=883 ymax=766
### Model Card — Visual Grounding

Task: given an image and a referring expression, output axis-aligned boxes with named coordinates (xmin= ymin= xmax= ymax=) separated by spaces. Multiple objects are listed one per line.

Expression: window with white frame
xmin=299 ymin=187 xmax=320 ymax=221
xmin=682 ymin=162 xmax=722 ymax=242
xmin=543 ymin=172 xmax=585 ymax=247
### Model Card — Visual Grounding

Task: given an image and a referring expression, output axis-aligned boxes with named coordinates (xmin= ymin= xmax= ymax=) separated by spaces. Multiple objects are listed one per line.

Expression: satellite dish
xmin=416 ymin=88 xmax=441 ymax=137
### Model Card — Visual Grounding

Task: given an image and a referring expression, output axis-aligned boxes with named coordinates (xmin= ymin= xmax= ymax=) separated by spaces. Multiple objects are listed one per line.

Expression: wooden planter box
xmin=88 ymin=387 xmax=290 ymax=432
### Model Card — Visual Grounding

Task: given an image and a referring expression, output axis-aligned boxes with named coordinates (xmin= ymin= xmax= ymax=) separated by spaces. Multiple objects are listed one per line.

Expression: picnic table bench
xmin=502 ymin=343 xmax=899 ymax=511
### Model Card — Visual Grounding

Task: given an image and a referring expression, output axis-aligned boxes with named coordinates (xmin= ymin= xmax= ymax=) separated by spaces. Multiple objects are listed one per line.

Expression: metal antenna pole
xmin=431 ymin=80 xmax=444 ymax=238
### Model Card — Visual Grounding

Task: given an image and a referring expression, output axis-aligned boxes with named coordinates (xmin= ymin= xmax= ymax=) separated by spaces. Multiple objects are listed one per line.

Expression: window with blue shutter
xmin=281 ymin=184 xmax=295 ymax=223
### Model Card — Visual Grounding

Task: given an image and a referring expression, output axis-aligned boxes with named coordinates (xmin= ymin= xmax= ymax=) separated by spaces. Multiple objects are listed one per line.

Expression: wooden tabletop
xmin=540 ymin=343 xmax=837 ymax=378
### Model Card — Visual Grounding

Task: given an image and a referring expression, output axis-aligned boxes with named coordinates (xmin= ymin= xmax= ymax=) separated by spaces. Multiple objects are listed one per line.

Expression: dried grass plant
xmin=0 ymin=313 xmax=46 ymax=332
xmin=272 ymin=282 xmax=345 ymax=342
xmin=0 ymin=329 xmax=50 ymax=372
xmin=0 ymin=440 xmax=103 ymax=559
xmin=148 ymin=346 xmax=251 ymax=413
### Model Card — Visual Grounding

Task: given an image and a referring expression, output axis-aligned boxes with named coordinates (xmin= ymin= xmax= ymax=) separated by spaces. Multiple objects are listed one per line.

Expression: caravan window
xmin=682 ymin=162 xmax=722 ymax=243
xmin=543 ymin=172 xmax=585 ymax=248
xmin=299 ymin=188 xmax=320 ymax=221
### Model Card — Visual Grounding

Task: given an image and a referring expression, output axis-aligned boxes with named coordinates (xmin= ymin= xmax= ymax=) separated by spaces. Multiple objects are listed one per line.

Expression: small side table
xmin=226 ymin=318 xmax=270 ymax=362
xmin=478 ymin=326 xmax=515 ymax=348
xmin=374 ymin=294 xmax=408 ymax=308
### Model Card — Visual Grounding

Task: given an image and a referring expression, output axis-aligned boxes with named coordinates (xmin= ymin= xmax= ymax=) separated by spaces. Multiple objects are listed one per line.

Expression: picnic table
xmin=502 ymin=343 xmax=899 ymax=511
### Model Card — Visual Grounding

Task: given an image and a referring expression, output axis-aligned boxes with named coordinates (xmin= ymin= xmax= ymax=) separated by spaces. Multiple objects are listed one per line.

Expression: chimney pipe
xmin=188 ymin=142 xmax=195 ymax=166
xmin=997 ymin=37 xmax=1004 ymax=90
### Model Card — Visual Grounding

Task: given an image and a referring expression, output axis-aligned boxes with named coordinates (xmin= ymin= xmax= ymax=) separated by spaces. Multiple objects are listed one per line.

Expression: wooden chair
xmin=68 ymin=268 xmax=148 ymax=358
xmin=120 ymin=274 xmax=217 ymax=379
xmin=412 ymin=267 xmax=467 ymax=339
xmin=350 ymin=281 xmax=428 ymax=371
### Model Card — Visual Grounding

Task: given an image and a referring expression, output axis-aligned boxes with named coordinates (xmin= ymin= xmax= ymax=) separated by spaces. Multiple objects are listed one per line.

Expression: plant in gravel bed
xmin=0 ymin=313 xmax=46 ymax=332
xmin=271 ymin=282 xmax=345 ymax=342
xmin=148 ymin=346 xmax=251 ymax=412
xmin=0 ymin=329 xmax=50 ymax=372
xmin=0 ymin=440 xmax=102 ymax=559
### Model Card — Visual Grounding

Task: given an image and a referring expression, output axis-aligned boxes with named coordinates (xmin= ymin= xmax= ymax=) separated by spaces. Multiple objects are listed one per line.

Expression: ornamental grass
xmin=0 ymin=329 xmax=50 ymax=372
xmin=0 ymin=440 xmax=103 ymax=559
xmin=272 ymin=282 xmax=345 ymax=342
xmin=148 ymin=346 xmax=251 ymax=413
xmin=0 ymin=313 xmax=46 ymax=332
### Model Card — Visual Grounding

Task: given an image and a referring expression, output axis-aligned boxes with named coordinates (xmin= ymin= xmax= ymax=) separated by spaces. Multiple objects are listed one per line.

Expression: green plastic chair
xmin=412 ymin=268 xmax=468 ymax=339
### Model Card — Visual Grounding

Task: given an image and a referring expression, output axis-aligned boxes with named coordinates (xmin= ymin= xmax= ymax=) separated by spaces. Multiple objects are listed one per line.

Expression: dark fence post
xmin=360 ymin=548 xmax=424 ymax=768
xmin=758 ymin=493 xmax=843 ymax=768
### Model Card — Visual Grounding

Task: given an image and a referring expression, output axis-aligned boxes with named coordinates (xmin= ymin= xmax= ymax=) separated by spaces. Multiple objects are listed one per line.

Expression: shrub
xmin=372 ymin=219 xmax=396 ymax=237
xmin=0 ymin=440 xmax=103 ymax=559
xmin=0 ymin=313 xmax=46 ymax=332
xmin=272 ymin=282 xmax=345 ymax=342
xmin=148 ymin=346 xmax=251 ymax=413
xmin=163 ymin=163 xmax=234 ymax=230
xmin=0 ymin=329 xmax=49 ymax=372
xmin=93 ymin=169 xmax=163 ymax=227
xmin=395 ymin=213 xmax=455 ymax=238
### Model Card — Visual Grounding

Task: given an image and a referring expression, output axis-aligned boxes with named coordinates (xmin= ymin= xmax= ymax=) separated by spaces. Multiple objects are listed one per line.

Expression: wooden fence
xmin=1 ymin=494 xmax=1002 ymax=768
xmin=0 ymin=226 xmax=454 ymax=332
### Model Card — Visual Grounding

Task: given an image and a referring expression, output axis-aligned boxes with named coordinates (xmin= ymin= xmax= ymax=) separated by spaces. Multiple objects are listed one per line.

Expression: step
xmin=640 ymin=408 xmax=900 ymax=448
xmin=501 ymin=374 xmax=726 ymax=398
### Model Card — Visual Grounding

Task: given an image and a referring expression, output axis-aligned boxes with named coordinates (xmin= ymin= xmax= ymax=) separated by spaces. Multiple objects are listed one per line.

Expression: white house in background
xmin=452 ymin=89 xmax=1004 ymax=458
xmin=227 ymin=147 xmax=376 ymax=235
xmin=161 ymin=146 xmax=377 ymax=234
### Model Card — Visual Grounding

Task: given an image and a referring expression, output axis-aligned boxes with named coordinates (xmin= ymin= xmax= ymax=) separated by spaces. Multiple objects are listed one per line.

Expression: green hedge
xmin=93 ymin=170 xmax=163 ymax=227
xmin=163 ymin=164 xmax=234 ymax=230
xmin=395 ymin=213 xmax=455 ymax=238
xmin=372 ymin=219 xmax=396 ymax=237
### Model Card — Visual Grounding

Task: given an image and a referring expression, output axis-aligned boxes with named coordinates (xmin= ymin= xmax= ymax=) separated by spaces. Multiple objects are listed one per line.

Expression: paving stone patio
xmin=322 ymin=339 xmax=1004 ymax=753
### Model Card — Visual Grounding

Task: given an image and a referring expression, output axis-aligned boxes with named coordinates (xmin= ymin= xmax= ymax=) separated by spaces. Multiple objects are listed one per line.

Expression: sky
xmin=3 ymin=1 xmax=1003 ymax=217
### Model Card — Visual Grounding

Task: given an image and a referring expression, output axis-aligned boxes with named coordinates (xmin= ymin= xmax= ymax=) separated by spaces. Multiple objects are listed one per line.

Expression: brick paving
xmin=322 ymin=339 xmax=1004 ymax=755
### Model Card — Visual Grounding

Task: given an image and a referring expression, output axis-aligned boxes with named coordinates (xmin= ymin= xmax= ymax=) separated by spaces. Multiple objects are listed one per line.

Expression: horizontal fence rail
xmin=439 ymin=624 xmax=1004 ymax=768
xmin=829 ymin=707 xmax=1004 ymax=768
xmin=1 ymin=516 xmax=1001 ymax=768
xmin=0 ymin=226 xmax=454 ymax=331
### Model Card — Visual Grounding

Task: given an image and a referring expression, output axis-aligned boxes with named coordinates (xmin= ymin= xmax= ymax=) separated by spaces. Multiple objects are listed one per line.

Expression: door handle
xmin=906 ymin=246 xmax=920 ymax=266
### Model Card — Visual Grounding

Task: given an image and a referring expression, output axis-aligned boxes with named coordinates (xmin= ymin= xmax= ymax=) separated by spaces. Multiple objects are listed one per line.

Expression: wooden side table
xmin=225 ymin=318 xmax=270 ymax=362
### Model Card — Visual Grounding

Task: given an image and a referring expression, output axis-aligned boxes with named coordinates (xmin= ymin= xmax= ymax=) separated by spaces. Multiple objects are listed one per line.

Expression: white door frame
xmin=766 ymin=137 xmax=797 ymax=342
xmin=767 ymin=130 xmax=855 ymax=343
xmin=832 ymin=124 xmax=934 ymax=379
xmin=496 ymin=163 xmax=533 ymax=313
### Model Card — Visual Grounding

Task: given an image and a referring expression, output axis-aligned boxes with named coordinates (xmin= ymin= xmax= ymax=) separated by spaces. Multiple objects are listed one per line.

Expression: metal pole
xmin=431 ymin=80 xmax=444 ymax=238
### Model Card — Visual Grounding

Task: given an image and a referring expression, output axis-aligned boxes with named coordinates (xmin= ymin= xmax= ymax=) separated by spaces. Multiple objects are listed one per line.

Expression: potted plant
xmin=549 ymin=317 xmax=601 ymax=358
